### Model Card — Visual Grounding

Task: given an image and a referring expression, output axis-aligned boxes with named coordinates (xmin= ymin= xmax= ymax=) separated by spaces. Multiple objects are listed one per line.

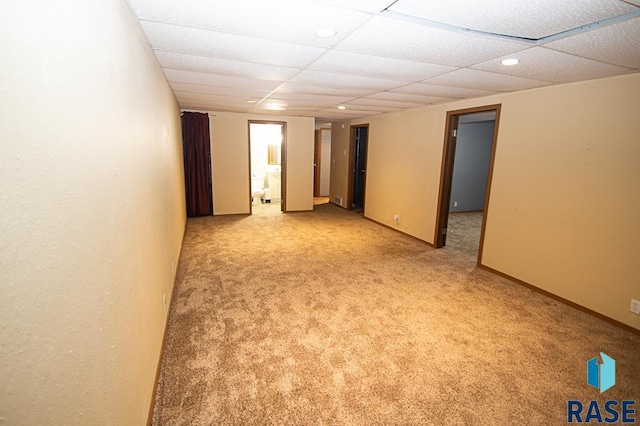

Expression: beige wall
xmin=351 ymin=73 xmax=640 ymax=330
xmin=210 ymin=112 xmax=315 ymax=214
xmin=329 ymin=121 xmax=352 ymax=208
xmin=0 ymin=1 xmax=186 ymax=424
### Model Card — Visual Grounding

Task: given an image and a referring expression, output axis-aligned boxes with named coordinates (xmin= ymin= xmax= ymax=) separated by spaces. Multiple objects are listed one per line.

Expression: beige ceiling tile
xmin=391 ymin=83 xmax=496 ymax=99
xmin=141 ymin=21 xmax=326 ymax=68
xmin=337 ymin=16 xmax=525 ymax=67
xmin=472 ymin=47 xmax=633 ymax=82
xmin=388 ymin=0 xmax=636 ymax=39
xmin=155 ymin=51 xmax=301 ymax=81
xmin=544 ymin=17 xmax=640 ymax=69
xmin=130 ymin=0 xmax=371 ymax=48
xmin=423 ymin=68 xmax=549 ymax=92
xmin=309 ymin=50 xmax=456 ymax=82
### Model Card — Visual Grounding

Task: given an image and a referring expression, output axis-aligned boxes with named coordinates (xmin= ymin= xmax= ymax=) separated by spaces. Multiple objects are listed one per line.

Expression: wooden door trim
xmin=347 ymin=124 xmax=369 ymax=211
xmin=314 ymin=129 xmax=321 ymax=197
xmin=248 ymin=120 xmax=287 ymax=213
xmin=434 ymin=105 xmax=501 ymax=261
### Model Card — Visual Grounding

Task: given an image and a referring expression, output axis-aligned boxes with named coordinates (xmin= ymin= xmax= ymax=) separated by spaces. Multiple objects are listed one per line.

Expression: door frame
xmin=347 ymin=124 xmax=369 ymax=212
xmin=434 ymin=104 xmax=501 ymax=265
xmin=248 ymin=120 xmax=287 ymax=214
xmin=314 ymin=129 xmax=322 ymax=197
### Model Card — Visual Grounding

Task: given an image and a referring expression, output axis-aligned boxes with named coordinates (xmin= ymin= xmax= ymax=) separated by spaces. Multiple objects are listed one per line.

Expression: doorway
xmin=435 ymin=105 xmax=500 ymax=264
xmin=348 ymin=125 xmax=369 ymax=212
xmin=314 ymin=128 xmax=331 ymax=198
xmin=248 ymin=121 xmax=286 ymax=214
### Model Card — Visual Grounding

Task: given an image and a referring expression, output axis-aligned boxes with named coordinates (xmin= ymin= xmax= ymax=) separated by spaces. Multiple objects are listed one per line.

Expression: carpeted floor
xmin=152 ymin=203 xmax=640 ymax=425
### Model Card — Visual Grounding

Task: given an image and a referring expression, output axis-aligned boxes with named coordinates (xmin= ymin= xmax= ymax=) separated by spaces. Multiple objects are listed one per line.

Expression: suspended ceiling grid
xmin=127 ymin=0 xmax=640 ymax=120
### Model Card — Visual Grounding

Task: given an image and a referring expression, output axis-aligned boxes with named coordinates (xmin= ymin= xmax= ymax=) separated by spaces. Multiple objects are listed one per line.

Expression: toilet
xmin=251 ymin=175 xmax=265 ymax=205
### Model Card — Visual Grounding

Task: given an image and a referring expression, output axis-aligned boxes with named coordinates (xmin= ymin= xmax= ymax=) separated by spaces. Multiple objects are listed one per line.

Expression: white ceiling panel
xmin=366 ymin=91 xmax=454 ymax=105
xmin=336 ymin=16 xmax=526 ymax=67
xmin=307 ymin=50 xmax=456 ymax=82
xmin=472 ymin=47 xmax=633 ymax=83
xmin=126 ymin=0 xmax=640 ymax=119
xmin=290 ymin=70 xmax=406 ymax=92
xmin=130 ymin=0 xmax=372 ymax=48
xmin=308 ymin=0 xmax=395 ymax=14
xmin=141 ymin=21 xmax=326 ymax=68
xmin=347 ymin=97 xmax=423 ymax=109
xmin=390 ymin=83 xmax=496 ymax=99
xmin=275 ymin=82 xmax=373 ymax=97
xmin=163 ymin=69 xmax=282 ymax=91
xmin=267 ymin=92 xmax=353 ymax=105
xmin=311 ymin=108 xmax=384 ymax=119
xmin=544 ymin=16 xmax=640 ymax=69
xmin=155 ymin=51 xmax=301 ymax=81
xmin=388 ymin=0 xmax=637 ymax=39
xmin=169 ymin=82 xmax=272 ymax=100
xmin=424 ymin=69 xmax=549 ymax=92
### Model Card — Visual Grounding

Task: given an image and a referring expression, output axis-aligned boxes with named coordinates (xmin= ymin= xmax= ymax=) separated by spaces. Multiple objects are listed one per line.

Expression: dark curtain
xmin=181 ymin=112 xmax=213 ymax=217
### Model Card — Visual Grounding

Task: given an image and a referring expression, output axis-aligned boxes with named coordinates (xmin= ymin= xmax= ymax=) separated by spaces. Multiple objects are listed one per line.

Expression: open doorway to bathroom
xmin=434 ymin=105 xmax=500 ymax=264
xmin=248 ymin=121 xmax=286 ymax=214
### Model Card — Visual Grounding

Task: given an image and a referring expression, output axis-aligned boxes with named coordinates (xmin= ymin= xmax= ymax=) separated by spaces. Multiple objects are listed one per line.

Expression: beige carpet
xmin=152 ymin=203 xmax=640 ymax=425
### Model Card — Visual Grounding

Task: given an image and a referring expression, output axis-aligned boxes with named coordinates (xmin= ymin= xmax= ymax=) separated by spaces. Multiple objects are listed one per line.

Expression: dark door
xmin=352 ymin=126 xmax=368 ymax=210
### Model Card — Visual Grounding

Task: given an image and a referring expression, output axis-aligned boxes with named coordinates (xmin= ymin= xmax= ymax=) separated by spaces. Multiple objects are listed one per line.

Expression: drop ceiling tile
xmin=544 ymin=17 xmax=640 ymax=69
xmin=140 ymin=21 xmax=326 ymax=68
xmin=366 ymin=91 xmax=453 ymax=104
xmin=308 ymin=0 xmax=395 ymax=13
xmin=169 ymin=82 xmax=272 ymax=100
xmin=391 ymin=83 xmax=496 ymax=99
xmin=177 ymin=97 xmax=251 ymax=112
xmin=388 ymin=0 xmax=636 ymax=39
xmin=346 ymin=97 xmax=422 ymax=109
xmin=268 ymin=92 xmax=353 ymax=105
xmin=423 ymin=68 xmax=549 ymax=92
xmin=336 ymin=16 xmax=526 ymax=67
xmin=276 ymin=82 xmax=373 ymax=97
xmin=312 ymin=108 xmax=383 ymax=119
xmin=472 ymin=47 xmax=633 ymax=83
xmin=308 ymin=50 xmax=456 ymax=82
xmin=164 ymin=69 xmax=282 ymax=91
xmin=130 ymin=0 xmax=371 ymax=48
xmin=155 ymin=51 xmax=301 ymax=81
xmin=290 ymin=70 xmax=406 ymax=92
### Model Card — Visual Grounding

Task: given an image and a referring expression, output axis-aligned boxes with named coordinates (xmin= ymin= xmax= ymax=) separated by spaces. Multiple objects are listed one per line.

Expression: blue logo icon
xmin=587 ymin=352 xmax=615 ymax=393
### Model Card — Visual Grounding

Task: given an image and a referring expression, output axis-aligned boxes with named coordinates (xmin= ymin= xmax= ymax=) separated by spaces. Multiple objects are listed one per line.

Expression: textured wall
xmin=352 ymin=73 xmax=640 ymax=330
xmin=210 ymin=112 xmax=314 ymax=214
xmin=0 ymin=1 xmax=186 ymax=424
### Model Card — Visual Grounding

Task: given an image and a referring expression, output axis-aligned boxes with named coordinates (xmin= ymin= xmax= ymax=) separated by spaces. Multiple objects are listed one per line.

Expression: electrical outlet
xmin=163 ymin=294 xmax=167 ymax=313
xmin=171 ymin=261 xmax=175 ymax=275
xmin=631 ymin=299 xmax=640 ymax=315
xmin=394 ymin=214 xmax=400 ymax=225
xmin=454 ymin=201 xmax=458 ymax=207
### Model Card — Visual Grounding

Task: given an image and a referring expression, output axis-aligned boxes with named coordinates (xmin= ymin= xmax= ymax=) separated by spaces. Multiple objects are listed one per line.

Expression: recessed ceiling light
xmin=501 ymin=58 xmax=520 ymax=66
xmin=315 ymin=28 xmax=337 ymax=38
xmin=246 ymin=100 xmax=257 ymax=103
xmin=337 ymin=105 xmax=346 ymax=110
